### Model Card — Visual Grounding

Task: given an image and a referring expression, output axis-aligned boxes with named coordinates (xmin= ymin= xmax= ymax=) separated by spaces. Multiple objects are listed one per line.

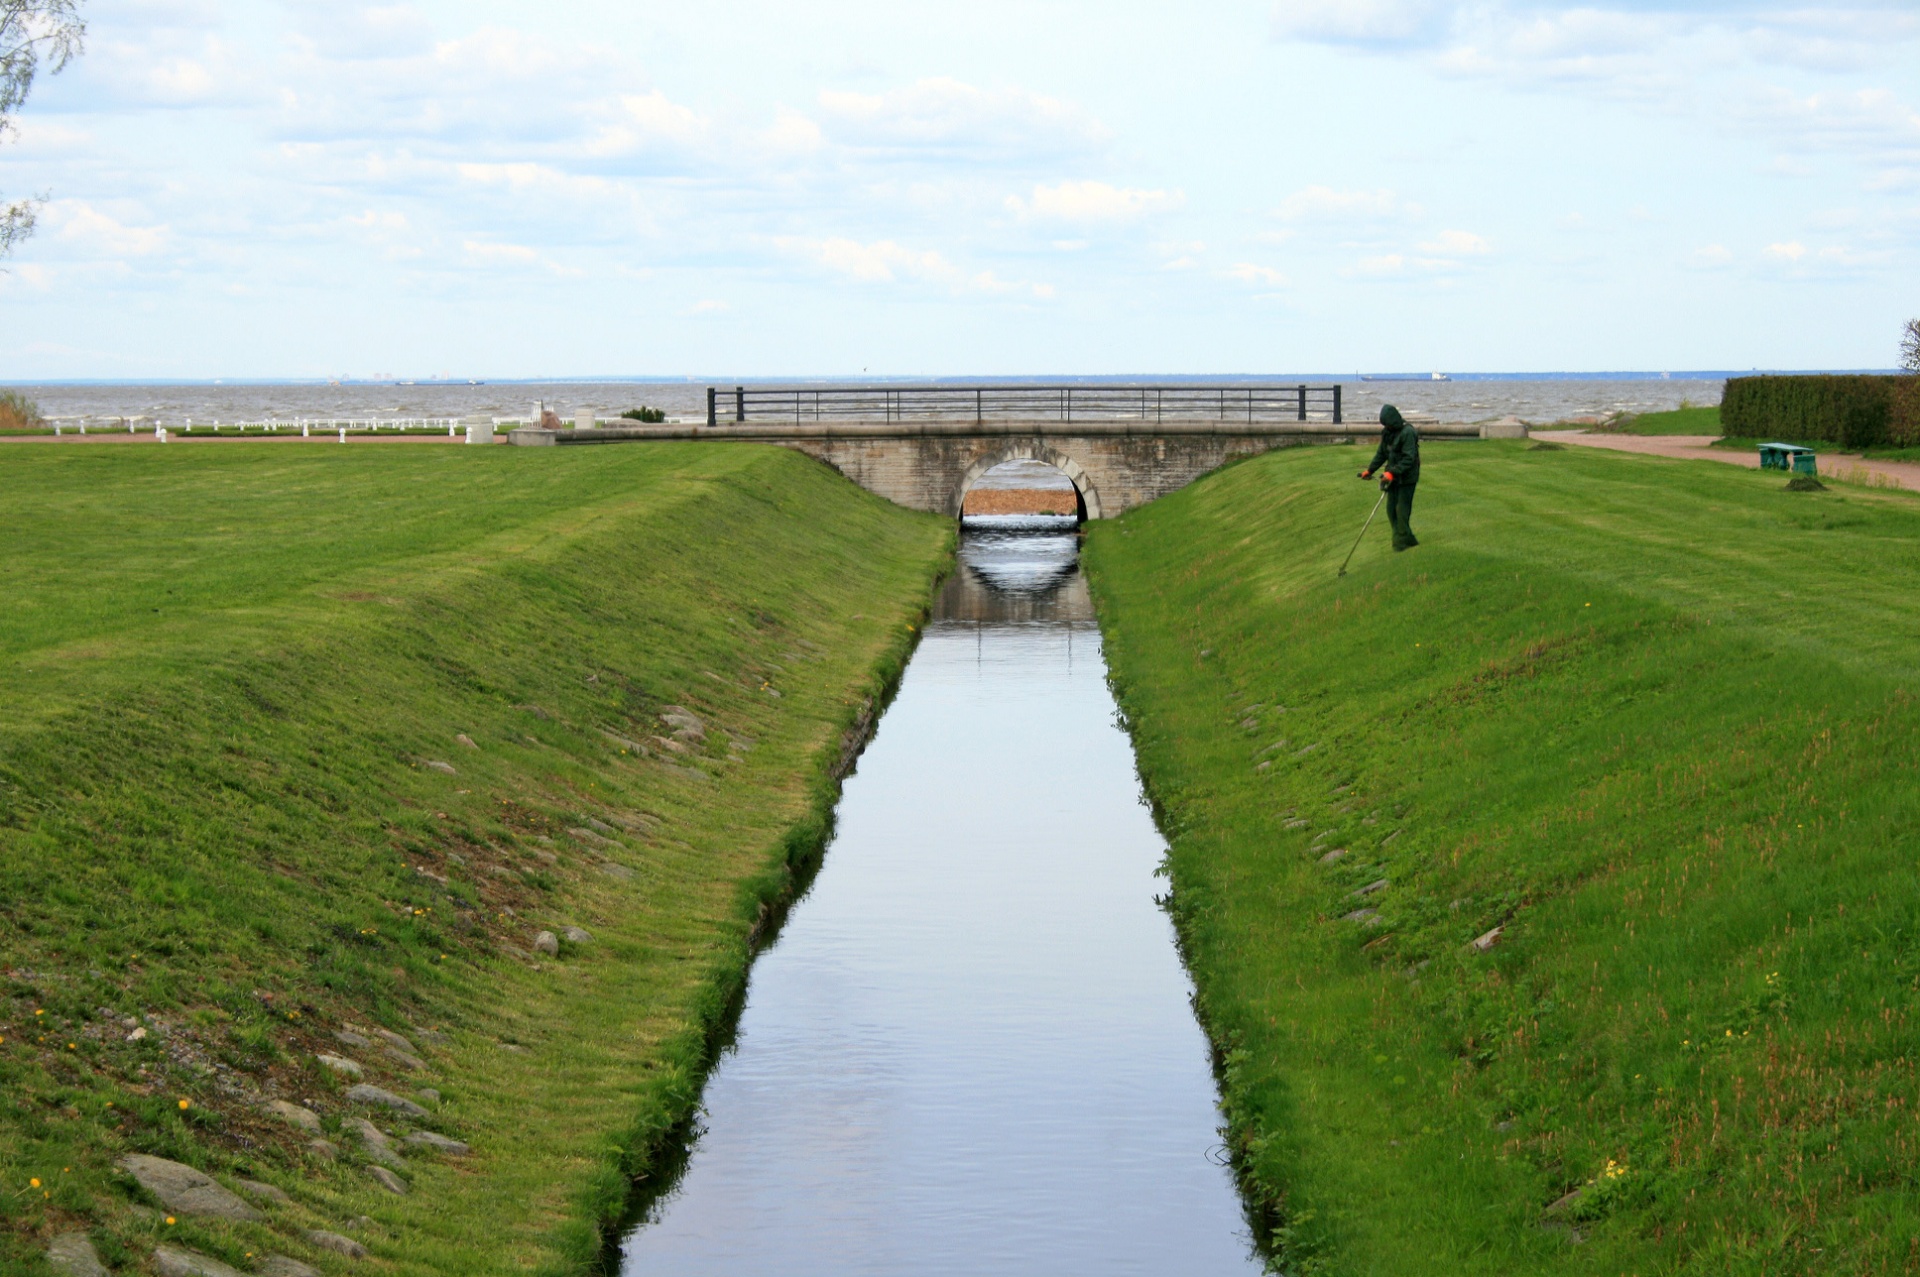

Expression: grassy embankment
xmin=1084 ymin=442 xmax=1920 ymax=1275
xmin=1608 ymin=405 xmax=1723 ymax=435
xmin=0 ymin=443 xmax=949 ymax=1274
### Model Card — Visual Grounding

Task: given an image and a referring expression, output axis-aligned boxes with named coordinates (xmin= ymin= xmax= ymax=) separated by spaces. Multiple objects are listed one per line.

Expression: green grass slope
xmin=1612 ymin=405 xmax=1722 ymax=435
xmin=0 ymin=442 xmax=950 ymax=1274
xmin=1083 ymin=441 xmax=1920 ymax=1276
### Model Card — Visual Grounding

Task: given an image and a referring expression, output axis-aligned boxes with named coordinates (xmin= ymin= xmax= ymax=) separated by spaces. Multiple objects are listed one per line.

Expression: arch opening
xmin=955 ymin=448 xmax=1103 ymax=523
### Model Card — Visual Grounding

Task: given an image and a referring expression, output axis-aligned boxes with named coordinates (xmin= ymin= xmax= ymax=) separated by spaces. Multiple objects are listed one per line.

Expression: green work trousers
xmin=1386 ymin=479 xmax=1418 ymax=550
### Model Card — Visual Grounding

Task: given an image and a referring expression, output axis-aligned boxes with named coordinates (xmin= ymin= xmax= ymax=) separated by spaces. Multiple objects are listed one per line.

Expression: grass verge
xmin=1084 ymin=441 xmax=1920 ymax=1275
xmin=1606 ymin=405 xmax=1722 ymax=435
xmin=0 ymin=441 xmax=950 ymax=1274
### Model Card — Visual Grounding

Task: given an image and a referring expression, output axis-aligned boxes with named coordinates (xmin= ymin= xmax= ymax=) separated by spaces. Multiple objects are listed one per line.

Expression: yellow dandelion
xmin=29 ymin=1178 xmax=40 ymax=1188
xmin=165 ymin=1216 xmax=176 ymax=1226
xmin=178 ymin=1098 xmax=191 ymax=1110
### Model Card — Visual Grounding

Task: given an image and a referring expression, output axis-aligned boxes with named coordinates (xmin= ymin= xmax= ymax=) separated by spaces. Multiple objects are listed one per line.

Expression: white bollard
xmin=55 ymin=425 xmax=62 ymax=436
xmin=339 ymin=428 xmax=347 ymax=443
xmin=157 ymin=427 xmax=168 ymax=443
xmin=302 ymin=422 xmax=309 ymax=437
xmin=79 ymin=423 xmax=86 ymax=435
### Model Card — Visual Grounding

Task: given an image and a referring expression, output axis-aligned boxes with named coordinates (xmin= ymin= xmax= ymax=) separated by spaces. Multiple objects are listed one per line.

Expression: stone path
xmin=1536 ymin=431 xmax=1920 ymax=492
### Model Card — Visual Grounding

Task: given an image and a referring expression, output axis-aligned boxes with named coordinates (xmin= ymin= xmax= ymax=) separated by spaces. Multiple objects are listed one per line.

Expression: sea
xmin=7 ymin=375 xmax=1740 ymax=428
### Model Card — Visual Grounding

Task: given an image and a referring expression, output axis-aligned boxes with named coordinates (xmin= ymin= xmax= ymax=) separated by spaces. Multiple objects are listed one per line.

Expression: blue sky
xmin=0 ymin=0 xmax=1915 ymax=378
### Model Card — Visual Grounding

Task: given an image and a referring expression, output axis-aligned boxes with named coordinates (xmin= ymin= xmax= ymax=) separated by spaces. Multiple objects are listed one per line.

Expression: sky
xmin=0 ymin=0 xmax=1915 ymax=379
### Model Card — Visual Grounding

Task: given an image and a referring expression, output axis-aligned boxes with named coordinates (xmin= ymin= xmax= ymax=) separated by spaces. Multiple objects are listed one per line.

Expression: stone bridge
xmin=508 ymin=386 xmax=1509 ymax=519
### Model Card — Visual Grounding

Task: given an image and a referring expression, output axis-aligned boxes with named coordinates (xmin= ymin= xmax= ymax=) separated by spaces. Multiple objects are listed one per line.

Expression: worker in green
xmin=1358 ymin=404 xmax=1421 ymax=551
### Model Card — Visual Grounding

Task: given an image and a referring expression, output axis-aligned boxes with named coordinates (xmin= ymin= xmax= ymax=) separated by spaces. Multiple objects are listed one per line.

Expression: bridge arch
xmin=954 ymin=445 xmax=1104 ymax=521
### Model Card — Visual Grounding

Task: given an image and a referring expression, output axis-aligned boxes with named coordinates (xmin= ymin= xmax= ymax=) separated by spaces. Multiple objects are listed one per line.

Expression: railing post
xmin=1297 ymin=384 xmax=1307 ymax=421
xmin=707 ymin=387 xmax=716 ymax=427
xmin=1333 ymin=384 xmax=1343 ymax=424
xmin=735 ymin=386 xmax=745 ymax=423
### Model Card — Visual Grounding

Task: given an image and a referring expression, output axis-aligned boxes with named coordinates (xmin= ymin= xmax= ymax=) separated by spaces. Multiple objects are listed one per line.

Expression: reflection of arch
xmin=954 ymin=445 xmax=1104 ymax=521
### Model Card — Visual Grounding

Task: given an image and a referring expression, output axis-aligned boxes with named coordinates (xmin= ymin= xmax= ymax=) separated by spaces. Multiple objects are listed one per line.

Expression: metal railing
xmin=705 ymin=384 xmax=1343 ymax=427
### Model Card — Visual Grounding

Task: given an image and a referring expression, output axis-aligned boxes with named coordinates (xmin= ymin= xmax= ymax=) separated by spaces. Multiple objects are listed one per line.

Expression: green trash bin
xmin=1791 ymin=449 xmax=1818 ymax=477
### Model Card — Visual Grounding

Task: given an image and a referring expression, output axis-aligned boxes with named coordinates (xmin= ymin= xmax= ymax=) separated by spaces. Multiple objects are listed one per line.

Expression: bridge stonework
xmin=508 ymin=417 xmax=1493 ymax=518
xmin=773 ymin=429 xmax=1346 ymax=519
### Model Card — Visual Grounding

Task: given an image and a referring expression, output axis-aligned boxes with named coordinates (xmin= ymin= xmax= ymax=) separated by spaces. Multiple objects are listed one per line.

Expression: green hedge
xmin=1723 ymin=374 xmax=1920 ymax=448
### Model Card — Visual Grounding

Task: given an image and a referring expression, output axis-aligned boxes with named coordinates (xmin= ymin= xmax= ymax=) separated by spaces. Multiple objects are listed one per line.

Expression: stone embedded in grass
xmin=1341 ymin=908 xmax=1379 ymax=924
xmin=308 ymin=1139 xmax=339 ymax=1160
xmin=1380 ymin=829 xmax=1403 ymax=846
xmin=304 ymin=1231 xmax=367 ymax=1260
xmin=259 ymin=1257 xmax=323 ymax=1277
xmin=1470 ymin=926 xmax=1503 ymax=953
xmin=261 ymin=1099 xmax=322 ymax=1132
xmin=455 ymin=733 xmax=478 ymax=749
xmin=599 ymin=862 xmax=637 ymax=881
xmin=383 ymin=1046 xmax=427 ymax=1070
xmin=414 ymin=1028 xmax=450 ymax=1047
xmin=417 ymin=1088 xmax=441 ymax=1103
xmin=152 ymin=1245 xmax=245 ymax=1277
xmin=562 ymin=926 xmax=592 ymax=944
xmin=117 ymin=1154 xmax=264 ymax=1222
xmin=423 ymin=760 xmax=457 ymax=775
xmin=348 ymin=1117 xmax=404 ymax=1167
xmin=1350 ymin=879 xmax=1389 ymax=898
xmin=44 ymin=1231 xmax=107 ymax=1277
xmin=569 ymin=826 xmax=616 ymax=849
xmin=533 ymin=930 xmax=560 ymax=956
xmin=372 ymin=1027 xmax=413 ymax=1053
xmin=367 ymin=1165 xmax=408 ymax=1195
xmin=668 ymin=706 xmax=714 ymax=737
xmin=345 ymin=1084 xmax=429 ymax=1118
xmin=316 ymin=1053 xmax=363 ymax=1078
xmin=404 ymin=1130 xmax=471 ymax=1155
xmin=335 ymin=1030 xmax=371 ymax=1050
xmin=235 ymin=1178 xmax=290 ymax=1204
xmin=583 ymin=816 xmax=617 ymax=836
xmin=1318 ymin=848 xmax=1348 ymax=864
xmin=1284 ymin=818 xmax=1310 ymax=829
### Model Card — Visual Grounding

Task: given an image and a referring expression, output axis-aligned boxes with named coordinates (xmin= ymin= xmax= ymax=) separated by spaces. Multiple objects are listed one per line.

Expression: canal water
xmin=617 ymin=517 xmax=1264 ymax=1275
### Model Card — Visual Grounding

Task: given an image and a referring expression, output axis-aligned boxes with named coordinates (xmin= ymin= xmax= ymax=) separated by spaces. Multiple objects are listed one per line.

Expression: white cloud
xmin=1274 ymin=185 xmax=1416 ymax=222
xmin=586 ymin=91 xmax=712 ymax=157
xmin=1271 ymin=0 xmax=1438 ymax=45
xmin=46 ymin=202 xmax=169 ymax=256
xmin=462 ymin=238 xmax=581 ymax=276
xmin=1225 ymin=262 xmax=1289 ymax=286
xmin=777 ymin=235 xmax=1053 ymax=298
xmin=1763 ymin=240 xmax=1807 ymax=261
xmin=1418 ymin=229 xmax=1489 ymax=255
xmin=817 ymin=77 xmax=1107 ymax=158
xmin=1005 ymin=180 xmax=1184 ymax=222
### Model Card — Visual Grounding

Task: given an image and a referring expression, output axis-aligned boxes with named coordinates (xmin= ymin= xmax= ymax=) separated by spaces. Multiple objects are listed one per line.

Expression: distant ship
xmin=1359 ymin=373 xmax=1451 ymax=382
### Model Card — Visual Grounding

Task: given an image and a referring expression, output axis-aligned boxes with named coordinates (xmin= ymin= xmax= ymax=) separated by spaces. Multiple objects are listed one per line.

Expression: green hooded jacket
xmin=1367 ymin=404 xmax=1421 ymax=481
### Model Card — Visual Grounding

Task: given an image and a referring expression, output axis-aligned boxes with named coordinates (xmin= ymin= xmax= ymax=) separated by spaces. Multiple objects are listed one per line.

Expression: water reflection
xmin=617 ymin=519 xmax=1263 ymax=1276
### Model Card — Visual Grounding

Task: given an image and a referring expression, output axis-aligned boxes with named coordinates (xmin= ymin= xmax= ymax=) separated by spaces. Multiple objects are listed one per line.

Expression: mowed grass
xmin=0 ymin=442 xmax=950 ymax=1274
xmin=1083 ymin=441 xmax=1920 ymax=1275
xmin=1612 ymin=405 xmax=1723 ymax=435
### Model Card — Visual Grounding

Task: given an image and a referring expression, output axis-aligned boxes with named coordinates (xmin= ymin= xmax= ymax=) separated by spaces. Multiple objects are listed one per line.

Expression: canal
xmin=618 ymin=517 xmax=1263 ymax=1275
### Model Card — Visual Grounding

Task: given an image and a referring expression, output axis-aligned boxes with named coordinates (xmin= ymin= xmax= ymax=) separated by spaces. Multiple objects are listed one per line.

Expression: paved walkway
xmin=1534 ymin=430 xmax=1920 ymax=493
